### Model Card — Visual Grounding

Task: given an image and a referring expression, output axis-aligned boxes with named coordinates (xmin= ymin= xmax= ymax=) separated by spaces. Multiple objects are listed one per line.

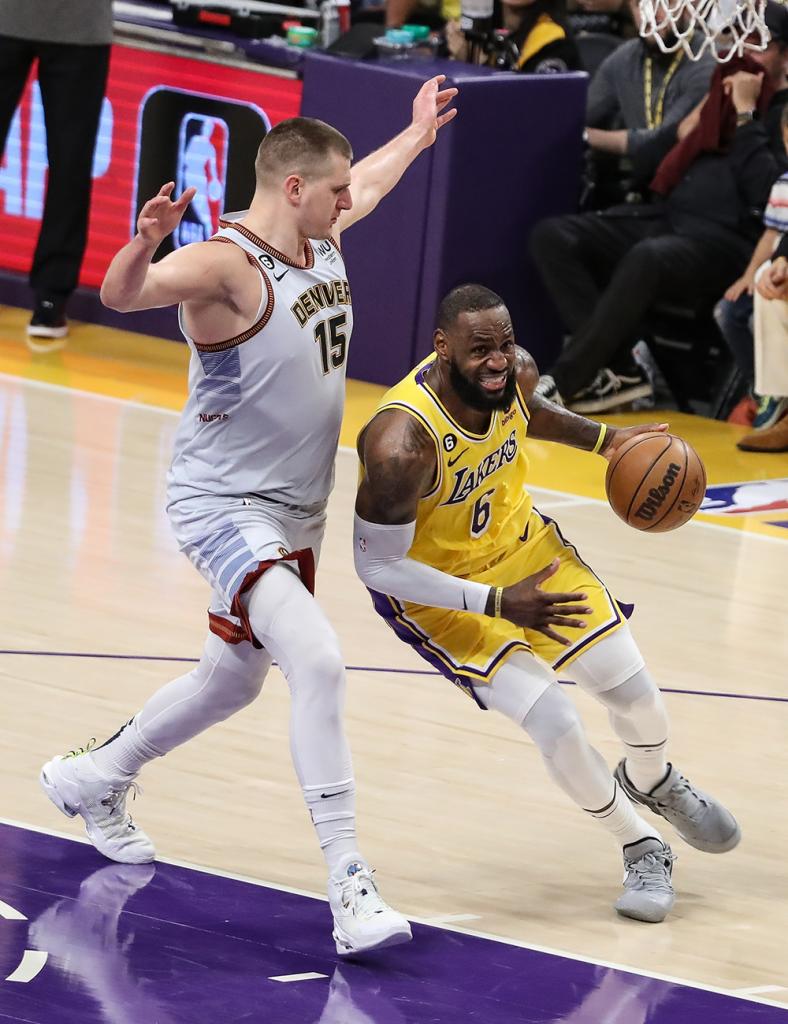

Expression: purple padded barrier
xmin=301 ymin=52 xmax=587 ymax=385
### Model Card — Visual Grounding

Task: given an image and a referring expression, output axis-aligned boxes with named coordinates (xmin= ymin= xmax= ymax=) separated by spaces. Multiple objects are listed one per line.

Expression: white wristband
xmin=353 ymin=514 xmax=490 ymax=614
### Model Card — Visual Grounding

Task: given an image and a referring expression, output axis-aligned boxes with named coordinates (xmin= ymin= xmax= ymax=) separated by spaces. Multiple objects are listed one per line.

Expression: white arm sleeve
xmin=353 ymin=514 xmax=491 ymax=615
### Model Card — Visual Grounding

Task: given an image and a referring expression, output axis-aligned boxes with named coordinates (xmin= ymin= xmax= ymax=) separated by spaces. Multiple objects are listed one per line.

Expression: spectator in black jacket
xmin=529 ymin=1 xmax=788 ymax=413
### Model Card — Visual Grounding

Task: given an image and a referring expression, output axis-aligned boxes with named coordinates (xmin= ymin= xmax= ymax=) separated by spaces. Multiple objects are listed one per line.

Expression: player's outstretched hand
xmin=137 ymin=182 xmax=197 ymax=245
xmin=411 ymin=75 xmax=458 ymax=149
xmin=599 ymin=422 xmax=669 ymax=461
xmin=498 ymin=558 xmax=593 ymax=645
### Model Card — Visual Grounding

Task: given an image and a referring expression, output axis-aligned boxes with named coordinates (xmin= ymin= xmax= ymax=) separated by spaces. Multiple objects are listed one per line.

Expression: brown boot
xmin=738 ymin=412 xmax=788 ymax=452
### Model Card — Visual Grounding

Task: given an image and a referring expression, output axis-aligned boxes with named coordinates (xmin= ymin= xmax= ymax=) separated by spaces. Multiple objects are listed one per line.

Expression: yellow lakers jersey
xmin=370 ymin=355 xmax=533 ymax=579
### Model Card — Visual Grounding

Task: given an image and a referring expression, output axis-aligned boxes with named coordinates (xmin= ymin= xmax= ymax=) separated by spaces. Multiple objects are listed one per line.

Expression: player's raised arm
xmin=336 ymin=76 xmax=458 ymax=235
xmin=100 ymin=183 xmax=231 ymax=312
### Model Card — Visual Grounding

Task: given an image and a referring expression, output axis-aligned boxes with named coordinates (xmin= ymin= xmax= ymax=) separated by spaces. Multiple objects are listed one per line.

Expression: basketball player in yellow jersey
xmin=354 ymin=283 xmax=740 ymax=923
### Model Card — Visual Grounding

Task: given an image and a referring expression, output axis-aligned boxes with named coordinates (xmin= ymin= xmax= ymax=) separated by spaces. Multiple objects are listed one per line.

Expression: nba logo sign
xmin=175 ymin=114 xmax=229 ymax=247
xmin=133 ymin=87 xmax=270 ymax=261
xmin=701 ymin=478 xmax=788 ymax=529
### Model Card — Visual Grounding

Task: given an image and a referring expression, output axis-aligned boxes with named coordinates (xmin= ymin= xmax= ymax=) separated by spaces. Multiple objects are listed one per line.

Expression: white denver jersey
xmin=167 ymin=218 xmax=353 ymax=511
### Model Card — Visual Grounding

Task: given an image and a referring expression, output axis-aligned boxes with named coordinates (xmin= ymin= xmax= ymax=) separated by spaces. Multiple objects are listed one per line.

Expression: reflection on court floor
xmin=0 ymin=821 xmax=781 ymax=1024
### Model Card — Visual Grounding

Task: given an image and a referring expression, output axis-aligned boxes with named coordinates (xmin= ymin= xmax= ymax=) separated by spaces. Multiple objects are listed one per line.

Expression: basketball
xmin=605 ymin=432 xmax=707 ymax=532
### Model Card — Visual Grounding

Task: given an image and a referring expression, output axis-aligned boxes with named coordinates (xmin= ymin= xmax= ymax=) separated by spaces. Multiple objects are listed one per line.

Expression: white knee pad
xmin=474 ymin=651 xmax=556 ymax=725
xmin=566 ymin=624 xmax=645 ymax=695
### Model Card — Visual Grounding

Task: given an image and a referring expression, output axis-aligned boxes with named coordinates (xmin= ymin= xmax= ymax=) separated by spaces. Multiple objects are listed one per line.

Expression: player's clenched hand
xmin=496 ymin=558 xmax=593 ymax=645
xmin=756 ymin=257 xmax=788 ymax=301
xmin=137 ymin=182 xmax=197 ymax=246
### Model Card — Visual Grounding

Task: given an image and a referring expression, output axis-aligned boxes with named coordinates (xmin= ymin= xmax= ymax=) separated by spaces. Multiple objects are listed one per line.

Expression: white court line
xmin=1 ymin=372 xmax=783 ymax=545
xmin=733 ymin=986 xmax=788 ymax=996
xmin=269 ymin=972 xmax=328 ymax=983
xmin=5 ymin=950 xmax=48 ymax=983
xmin=0 ymin=899 xmax=26 ymax=921
xmin=1 ymin=816 xmax=785 ymax=1011
xmin=421 ymin=913 xmax=481 ymax=925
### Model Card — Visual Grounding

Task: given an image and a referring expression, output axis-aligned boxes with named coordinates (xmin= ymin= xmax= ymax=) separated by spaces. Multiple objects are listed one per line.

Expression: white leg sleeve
xmin=476 ymin=652 xmax=659 ymax=845
xmin=89 ymin=632 xmax=272 ymax=778
xmin=568 ymin=626 xmax=669 ymax=793
xmin=246 ymin=564 xmax=360 ymax=874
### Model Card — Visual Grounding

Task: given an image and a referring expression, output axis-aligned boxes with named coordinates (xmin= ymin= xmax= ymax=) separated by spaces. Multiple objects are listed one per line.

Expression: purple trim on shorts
xmin=536 ymin=508 xmax=631 ymax=668
xmin=368 ymin=589 xmax=535 ymax=709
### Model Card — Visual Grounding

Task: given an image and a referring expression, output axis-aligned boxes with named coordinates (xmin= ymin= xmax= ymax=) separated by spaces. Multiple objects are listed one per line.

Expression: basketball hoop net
xmin=638 ymin=0 xmax=770 ymax=62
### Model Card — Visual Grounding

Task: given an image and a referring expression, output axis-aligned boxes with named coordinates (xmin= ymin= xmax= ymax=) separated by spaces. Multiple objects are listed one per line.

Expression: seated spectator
xmin=714 ymin=104 xmax=788 ymax=434
xmin=445 ymin=0 xmax=582 ymax=74
xmin=529 ymin=2 xmax=788 ymax=414
xmin=585 ymin=0 xmax=714 ymax=201
xmin=736 ymin=237 xmax=788 ymax=451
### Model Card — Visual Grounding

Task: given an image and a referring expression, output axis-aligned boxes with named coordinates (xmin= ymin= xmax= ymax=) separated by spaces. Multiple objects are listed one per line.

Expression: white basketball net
xmin=638 ymin=0 xmax=769 ymax=62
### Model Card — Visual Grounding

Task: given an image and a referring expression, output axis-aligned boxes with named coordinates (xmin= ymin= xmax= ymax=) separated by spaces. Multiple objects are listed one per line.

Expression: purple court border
xmin=0 ymin=818 xmax=785 ymax=1024
xmin=2 ymin=649 xmax=787 ymax=705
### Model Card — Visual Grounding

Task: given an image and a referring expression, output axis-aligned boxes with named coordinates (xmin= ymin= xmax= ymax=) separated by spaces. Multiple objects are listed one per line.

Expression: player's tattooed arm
xmin=513 ymin=347 xmax=605 ymax=451
xmin=513 ymin=348 xmax=668 ymax=456
xmin=356 ymin=410 xmax=437 ymax=524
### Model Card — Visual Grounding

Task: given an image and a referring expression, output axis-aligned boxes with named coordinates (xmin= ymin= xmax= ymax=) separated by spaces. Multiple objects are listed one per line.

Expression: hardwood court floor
xmin=1 ymin=310 xmax=787 ymax=1007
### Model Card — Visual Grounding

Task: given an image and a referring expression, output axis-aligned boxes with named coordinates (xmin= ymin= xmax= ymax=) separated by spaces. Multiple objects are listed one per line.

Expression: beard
xmin=448 ymin=358 xmax=518 ymax=412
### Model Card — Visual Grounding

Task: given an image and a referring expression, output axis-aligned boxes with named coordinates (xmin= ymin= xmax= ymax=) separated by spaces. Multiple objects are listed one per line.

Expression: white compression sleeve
xmin=353 ymin=514 xmax=491 ymax=614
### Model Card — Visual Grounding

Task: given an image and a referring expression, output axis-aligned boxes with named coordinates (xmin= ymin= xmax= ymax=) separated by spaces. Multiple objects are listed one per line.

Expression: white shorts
xmin=168 ymin=494 xmax=327 ymax=645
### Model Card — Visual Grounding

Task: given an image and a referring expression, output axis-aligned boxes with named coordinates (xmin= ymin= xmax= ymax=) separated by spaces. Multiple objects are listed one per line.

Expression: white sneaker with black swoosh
xmin=329 ymin=861 xmax=412 ymax=955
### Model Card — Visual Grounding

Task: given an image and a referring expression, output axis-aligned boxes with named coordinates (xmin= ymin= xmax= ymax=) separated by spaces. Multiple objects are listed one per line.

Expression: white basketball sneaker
xmin=329 ymin=861 xmax=412 ymax=956
xmin=40 ymin=745 xmax=155 ymax=865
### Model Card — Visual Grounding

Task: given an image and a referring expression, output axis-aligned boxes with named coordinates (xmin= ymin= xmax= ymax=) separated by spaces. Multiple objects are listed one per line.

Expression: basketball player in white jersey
xmin=39 ymin=76 xmax=458 ymax=956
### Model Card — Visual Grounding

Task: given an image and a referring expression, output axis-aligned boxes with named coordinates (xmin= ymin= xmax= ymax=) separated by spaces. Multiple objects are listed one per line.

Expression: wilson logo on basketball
xmin=634 ymin=462 xmax=682 ymax=522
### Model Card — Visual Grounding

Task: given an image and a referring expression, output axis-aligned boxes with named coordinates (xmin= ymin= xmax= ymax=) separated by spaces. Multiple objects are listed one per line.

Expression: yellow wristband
xmin=494 ymin=586 xmax=503 ymax=618
xmin=591 ymin=422 xmax=608 ymax=456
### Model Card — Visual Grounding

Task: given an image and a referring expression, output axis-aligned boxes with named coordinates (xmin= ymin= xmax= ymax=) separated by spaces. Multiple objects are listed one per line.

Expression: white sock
xmin=587 ymin=780 xmax=663 ymax=847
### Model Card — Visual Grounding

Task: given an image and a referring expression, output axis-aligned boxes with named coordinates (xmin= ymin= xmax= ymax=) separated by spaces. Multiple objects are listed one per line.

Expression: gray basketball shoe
xmin=614 ymin=760 xmax=741 ymax=854
xmin=615 ymin=837 xmax=675 ymax=923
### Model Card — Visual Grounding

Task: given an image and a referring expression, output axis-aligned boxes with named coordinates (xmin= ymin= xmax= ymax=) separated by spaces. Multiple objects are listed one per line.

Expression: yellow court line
xmin=1 ymin=307 xmax=786 ymax=540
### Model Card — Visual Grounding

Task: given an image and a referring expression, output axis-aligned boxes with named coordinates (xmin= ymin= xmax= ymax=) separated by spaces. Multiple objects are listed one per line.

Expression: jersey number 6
xmin=314 ymin=313 xmax=348 ymax=375
xmin=471 ymin=488 xmax=495 ymax=538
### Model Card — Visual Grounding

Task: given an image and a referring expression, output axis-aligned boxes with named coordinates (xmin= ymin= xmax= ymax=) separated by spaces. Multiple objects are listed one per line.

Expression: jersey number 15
xmin=314 ymin=313 xmax=348 ymax=375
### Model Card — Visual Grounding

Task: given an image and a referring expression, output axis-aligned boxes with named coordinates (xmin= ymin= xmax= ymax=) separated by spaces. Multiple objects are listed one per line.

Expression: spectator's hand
xmin=724 ymin=273 xmax=754 ymax=302
xmin=445 ymin=20 xmax=468 ymax=61
xmin=137 ymin=183 xmax=197 ymax=245
xmin=756 ymin=257 xmax=788 ymax=300
xmin=722 ymin=71 xmax=763 ymax=113
xmin=411 ymin=75 xmax=458 ymax=150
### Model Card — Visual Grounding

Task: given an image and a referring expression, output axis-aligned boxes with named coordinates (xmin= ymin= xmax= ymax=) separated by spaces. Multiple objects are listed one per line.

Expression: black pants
xmin=0 ymin=36 xmax=110 ymax=304
xmin=530 ymin=210 xmax=746 ymax=398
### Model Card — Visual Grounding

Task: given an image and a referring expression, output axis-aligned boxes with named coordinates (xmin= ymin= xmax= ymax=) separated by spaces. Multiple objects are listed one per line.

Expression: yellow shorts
xmin=370 ymin=508 xmax=629 ymax=705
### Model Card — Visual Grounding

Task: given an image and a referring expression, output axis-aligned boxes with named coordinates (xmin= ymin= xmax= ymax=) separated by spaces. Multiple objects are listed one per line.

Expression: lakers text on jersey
xmin=363 ymin=357 xmax=628 ymax=704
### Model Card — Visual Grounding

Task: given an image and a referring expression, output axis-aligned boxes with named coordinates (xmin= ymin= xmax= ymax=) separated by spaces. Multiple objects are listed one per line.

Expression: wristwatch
xmin=735 ymin=109 xmax=756 ymax=126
